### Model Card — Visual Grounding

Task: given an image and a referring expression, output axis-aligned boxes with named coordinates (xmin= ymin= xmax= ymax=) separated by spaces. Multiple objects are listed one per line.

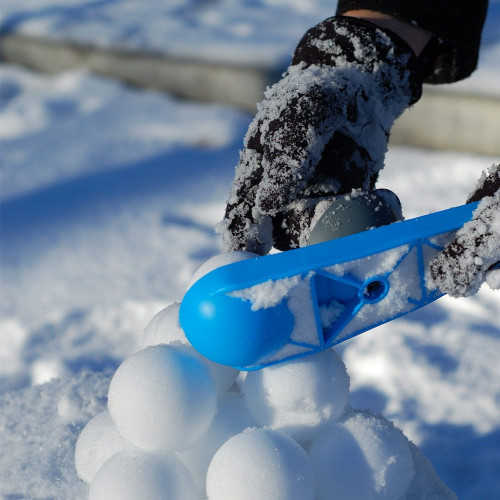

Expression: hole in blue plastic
xmin=360 ymin=278 xmax=388 ymax=304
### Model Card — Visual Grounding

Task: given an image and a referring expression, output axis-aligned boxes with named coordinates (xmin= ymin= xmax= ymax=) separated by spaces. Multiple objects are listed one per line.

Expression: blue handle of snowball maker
xmin=180 ymin=202 xmax=478 ymax=370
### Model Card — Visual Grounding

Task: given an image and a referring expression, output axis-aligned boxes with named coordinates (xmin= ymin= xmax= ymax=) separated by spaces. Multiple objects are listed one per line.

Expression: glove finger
xmin=221 ymin=144 xmax=271 ymax=254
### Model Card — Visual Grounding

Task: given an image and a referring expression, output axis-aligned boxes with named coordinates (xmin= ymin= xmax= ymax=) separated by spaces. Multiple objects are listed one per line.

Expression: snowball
xmin=108 ymin=345 xmax=217 ymax=451
xmin=179 ymin=392 xmax=256 ymax=496
xmin=309 ymin=411 xmax=414 ymax=500
xmin=245 ymin=349 xmax=349 ymax=442
xmin=143 ymin=304 xmax=239 ymax=393
xmin=142 ymin=302 xmax=185 ymax=348
xmin=89 ymin=449 xmax=198 ymax=500
xmin=187 ymin=251 xmax=258 ymax=289
xmin=309 ymin=423 xmax=374 ymax=499
xmin=206 ymin=427 xmax=315 ymax=500
xmin=75 ymin=410 xmax=129 ymax=484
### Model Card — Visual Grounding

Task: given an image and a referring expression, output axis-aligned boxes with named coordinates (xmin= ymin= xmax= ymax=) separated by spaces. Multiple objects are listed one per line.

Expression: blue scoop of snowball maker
xmin=180 ymin=271 xmax=295 ymax=368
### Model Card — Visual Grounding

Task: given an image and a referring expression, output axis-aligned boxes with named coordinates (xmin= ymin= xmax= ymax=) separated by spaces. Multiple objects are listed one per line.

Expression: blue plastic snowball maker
xmin=180 ymin=202 xmax=479 ymax=370
xmin=180 ymin=285 xmax=294 ymax=367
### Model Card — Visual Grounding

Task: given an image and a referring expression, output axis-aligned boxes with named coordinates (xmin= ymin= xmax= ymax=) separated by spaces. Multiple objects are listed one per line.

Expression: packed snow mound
xmin=0 ymin=370 xmax=112 ymax=499
xmin=74 ymin=253 xmax=457 ymax=499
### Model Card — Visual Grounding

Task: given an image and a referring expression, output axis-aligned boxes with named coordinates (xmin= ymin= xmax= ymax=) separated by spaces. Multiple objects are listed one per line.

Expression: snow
xmin=205 ymin=427 xmax=315 ymax=500
xmin=230 ymin=275 xmax=302 ymax=310
xmin=75 ymin=409 xmax=128 ymax=484
xmin=0 ymin=65 xmax=250 ymax=344
xmin=287 ymin=273 xmax=323 ymax=345
xmin=319 ymin=299 xmax=345 ymax=328
xmin=179 ymin=392 xmax=256 ymax=496
xmin=325 ymin=244 xmax=409 ymax=281
xmin=177 ymin=343 xmax=240 ymax=395
xmin=245 ymin=349 xmax=350 ymax=443
xmin=142 ymin=302 xmax=186 ymax=348
xmin=0 ymin=370 xmax=112 ymax=499
xmin=0 ymin=65 xmax=243 ymax=202
xmin=0 ymin=0 xmax=338 ymax=68
xmin=187 ymin=250 xmax=259 ymax=289
xmin=1 ymin=0 xmax=499 ymax=95
xmin=107 ymin=345 xmax=217 ymax=451
xmin=65 ymin=312 xmax=451 ymax=499
xmin=309 ymin=411 xmax=415 ymax=500
xmin=344 ymin=295 xmax=500 ymax=438
xmin=1 ymin=26 xmax=499 ymax=500
xmin=143 ymin=303 xmax=240 ymax=393
xmin=88 ymin=448 xmax=198 ymax=500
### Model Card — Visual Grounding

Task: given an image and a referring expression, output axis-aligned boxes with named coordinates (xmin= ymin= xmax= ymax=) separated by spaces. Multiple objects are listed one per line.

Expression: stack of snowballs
xmin=75 ymin=253 xmax=441 ymax=500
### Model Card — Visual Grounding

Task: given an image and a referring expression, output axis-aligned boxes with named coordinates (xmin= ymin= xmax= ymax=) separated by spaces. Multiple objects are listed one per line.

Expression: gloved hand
xmin=430 ymin=164 xmax=500 ymax=297
xmin=218 ymin=16 xmax=422 ymax=255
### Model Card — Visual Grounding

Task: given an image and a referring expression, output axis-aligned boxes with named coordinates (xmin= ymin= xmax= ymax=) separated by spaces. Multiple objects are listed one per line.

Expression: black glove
xmin=430 ymin=164 xmax=500 ymax=297
xmin=219 ymin=16 xmax=422 ymax=255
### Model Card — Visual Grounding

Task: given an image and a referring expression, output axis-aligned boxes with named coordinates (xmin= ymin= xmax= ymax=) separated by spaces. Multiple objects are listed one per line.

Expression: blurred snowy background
xmin=1 ymin=1 xmax=499 ymax=498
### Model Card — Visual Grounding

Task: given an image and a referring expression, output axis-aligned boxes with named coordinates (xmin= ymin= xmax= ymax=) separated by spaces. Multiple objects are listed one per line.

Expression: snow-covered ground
xmin=0 ymin=0 xmax=340 ymax=67
xmin=1 ymin=0 xmax=500 ymax=96
xmin=1 ymin=62 xmax=499 ymax=499
xmin=0 ymin=63 xmax=251 ymax=388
